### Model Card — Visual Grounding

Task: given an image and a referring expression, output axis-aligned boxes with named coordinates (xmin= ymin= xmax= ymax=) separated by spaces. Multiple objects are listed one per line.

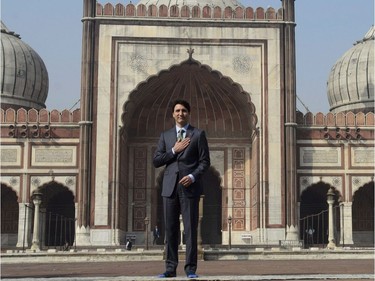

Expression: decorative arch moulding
xmin=96 ymin=2 xmax=283 ymax=21
xmin=351 ymin=175 xmax=374 ymax=194
xmin=299 ymin=175 xmax=344 ymax=198
xmin=0 ymin=176 xmax=21 ymax=195
xmin=29 ymin=176 xmax=77 ymax=197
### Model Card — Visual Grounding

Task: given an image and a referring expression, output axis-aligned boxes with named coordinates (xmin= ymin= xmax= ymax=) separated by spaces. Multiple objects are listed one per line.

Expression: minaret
xmin=76 ymin=0 xmax=96 ymax=245
xmin=282 ymin=0 xmax=299 ymax=241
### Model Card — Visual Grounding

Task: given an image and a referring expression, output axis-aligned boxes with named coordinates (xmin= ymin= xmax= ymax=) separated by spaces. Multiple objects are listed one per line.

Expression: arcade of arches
xmin=1 ymin=182 xmax=75 ymax=248
xmin=2 ymin=179 xmax=373 ymax=248
xmin=299 ymin=181 xmax=374 ymax=246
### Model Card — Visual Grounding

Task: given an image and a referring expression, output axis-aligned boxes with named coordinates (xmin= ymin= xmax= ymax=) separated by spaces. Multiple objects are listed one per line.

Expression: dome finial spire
xmin=187 ymin=47 xmax=194 ymax=61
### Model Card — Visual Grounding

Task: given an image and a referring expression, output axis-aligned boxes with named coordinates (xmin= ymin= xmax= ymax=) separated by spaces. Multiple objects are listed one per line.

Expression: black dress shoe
xmin=158 ymin=271 xmax=176 ymax=278
xmin=186 ymin=272 xmax=199 ymax=278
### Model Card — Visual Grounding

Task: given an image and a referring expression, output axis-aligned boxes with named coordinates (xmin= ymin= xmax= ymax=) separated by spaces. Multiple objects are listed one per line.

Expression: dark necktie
xmin=177 ymin=129 xmax=185 ymax=141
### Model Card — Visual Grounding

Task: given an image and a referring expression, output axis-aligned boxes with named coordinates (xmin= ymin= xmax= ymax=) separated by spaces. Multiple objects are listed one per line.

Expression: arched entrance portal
xmin=119 ymin=57 xmax=257 ymax=243
xmin=352 ymin=182 xmax=374 ymax=245
xmin=299 ymin=183 xmax=340 ymax=247
xmin=38 ymin=182 xmax=75 ymax=247
xmin=1 ymin=184 xmax=19 ymax=246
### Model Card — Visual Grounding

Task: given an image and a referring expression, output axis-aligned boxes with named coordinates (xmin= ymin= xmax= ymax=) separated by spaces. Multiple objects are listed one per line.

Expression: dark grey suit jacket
xmin=153 ymin=125 xmax=210 ymax=198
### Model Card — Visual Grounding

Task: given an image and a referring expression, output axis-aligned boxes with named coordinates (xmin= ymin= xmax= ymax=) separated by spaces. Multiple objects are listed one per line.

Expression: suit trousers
xmin=163 ymin=182 xmax=200 ymax=274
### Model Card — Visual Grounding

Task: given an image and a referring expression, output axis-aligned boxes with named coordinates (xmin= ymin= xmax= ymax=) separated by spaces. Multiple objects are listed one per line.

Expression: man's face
xmin=173 ymin=103 xmax=190 ymax=127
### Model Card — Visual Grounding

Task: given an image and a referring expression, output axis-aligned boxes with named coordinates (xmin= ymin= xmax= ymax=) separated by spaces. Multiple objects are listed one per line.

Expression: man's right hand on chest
xmin=172 ymin=138 xmax=190 ymax=154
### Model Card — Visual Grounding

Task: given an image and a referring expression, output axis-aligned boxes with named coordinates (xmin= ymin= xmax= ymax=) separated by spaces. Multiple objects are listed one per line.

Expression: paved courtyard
xmin=2 ymin=259 xmax=374 ymax=280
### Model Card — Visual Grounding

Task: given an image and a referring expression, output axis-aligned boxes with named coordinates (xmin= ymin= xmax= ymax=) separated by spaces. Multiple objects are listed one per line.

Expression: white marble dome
xmin=0 ymin=21 xmax=49 ymax=110
xmin=137 ymin=0 xmax=244 ymax=9
xmin=327 ymin=26 xmax=374 ymax=113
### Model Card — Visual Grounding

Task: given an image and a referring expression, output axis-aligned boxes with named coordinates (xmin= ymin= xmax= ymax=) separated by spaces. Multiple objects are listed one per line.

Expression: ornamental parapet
xmin=1 ymin=108 xmax=80 ymax=124
xmin=96 ymin=2 xmax=283 ymax=21
xmin=296 ymin=111 xmax=374 ymax=141
xmin=296 ymin=111 xmax=374 ymax=127
xmin=1 ymin=108 xmax=80 ymax=139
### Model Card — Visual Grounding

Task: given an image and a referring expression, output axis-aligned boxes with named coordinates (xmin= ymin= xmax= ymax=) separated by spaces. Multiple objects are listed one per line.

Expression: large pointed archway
xmin=121 ymin=56 xmax=257 ymax=138
xmin=119 ymin=57 xmax=257 ymax=242
xmin=37 ymin=182 xmax=75 ymax=247
xmin=352 ymin=182 xmax=374 ymax=245
xmin=299 ymin=182 xmax=340 ymax=247
xmin=1 ymin=184 xmax=19 ymax=247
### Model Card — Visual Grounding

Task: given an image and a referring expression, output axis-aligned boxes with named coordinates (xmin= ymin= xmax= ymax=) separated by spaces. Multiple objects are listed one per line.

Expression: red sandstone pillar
xmin=76 ymin=0 xmax=96 ymax=245
xmin=282 ymin=0 xmax=299 ymax=241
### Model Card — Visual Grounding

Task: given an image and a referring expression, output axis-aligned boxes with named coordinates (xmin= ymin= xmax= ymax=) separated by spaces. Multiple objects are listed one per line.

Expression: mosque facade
xmin=1 ymin=0 xmax=373 ymax=250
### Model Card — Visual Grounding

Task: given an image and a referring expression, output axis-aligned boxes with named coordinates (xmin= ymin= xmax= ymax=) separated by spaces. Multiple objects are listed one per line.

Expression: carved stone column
xmin=179 ymin=215 xmax=184 ymax=248
xmin=30 ymin=192 xmax=42 ymax=251
xmin=339 ymin=202 xmax=354 ymax=246
xmin=144 ymin=216 xmax=149 ymax=250
xmin=327 ymin=188 xmax=336 ymax=249
xmin=16 ymin=203 xmax=32 ymax=248
xmin=197 ymin=195 xmax=204 ymax=259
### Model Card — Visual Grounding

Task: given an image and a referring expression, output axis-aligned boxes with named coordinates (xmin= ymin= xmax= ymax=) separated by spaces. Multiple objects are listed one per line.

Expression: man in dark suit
xmin=153 ymin=99 xmax=210 ymax=278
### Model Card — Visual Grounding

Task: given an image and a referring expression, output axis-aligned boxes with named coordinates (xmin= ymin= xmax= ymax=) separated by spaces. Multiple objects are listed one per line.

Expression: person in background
xmin=153 ymin=225 xmax=160 ymax=245
xmin=306 ymin=227 xmax=315 ymax=246
xmin=126 ymin=238 xmax=132 ymax=251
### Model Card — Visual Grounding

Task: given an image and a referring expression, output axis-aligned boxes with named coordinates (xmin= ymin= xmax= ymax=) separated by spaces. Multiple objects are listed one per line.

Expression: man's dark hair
xmin=172 ymin=99 xmax=190 ymax=113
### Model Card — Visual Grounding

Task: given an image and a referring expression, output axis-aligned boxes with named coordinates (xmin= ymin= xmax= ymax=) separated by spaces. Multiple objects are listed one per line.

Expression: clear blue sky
xmin=1 ymin=0 xmax=374 ymax=113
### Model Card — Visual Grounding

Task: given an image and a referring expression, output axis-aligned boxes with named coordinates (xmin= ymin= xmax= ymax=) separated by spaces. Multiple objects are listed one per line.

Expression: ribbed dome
xmin=0 ymin=21 xmax=49 ymax=110
xmin=327 ymin=26 xmax=374 ymax=113
xmin=137 ymin=0 xmax=244 ymax=9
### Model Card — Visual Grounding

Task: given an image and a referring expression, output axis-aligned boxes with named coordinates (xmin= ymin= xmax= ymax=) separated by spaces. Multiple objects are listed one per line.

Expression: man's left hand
xmin=179 ymin=176 xmax=192 ymax=187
